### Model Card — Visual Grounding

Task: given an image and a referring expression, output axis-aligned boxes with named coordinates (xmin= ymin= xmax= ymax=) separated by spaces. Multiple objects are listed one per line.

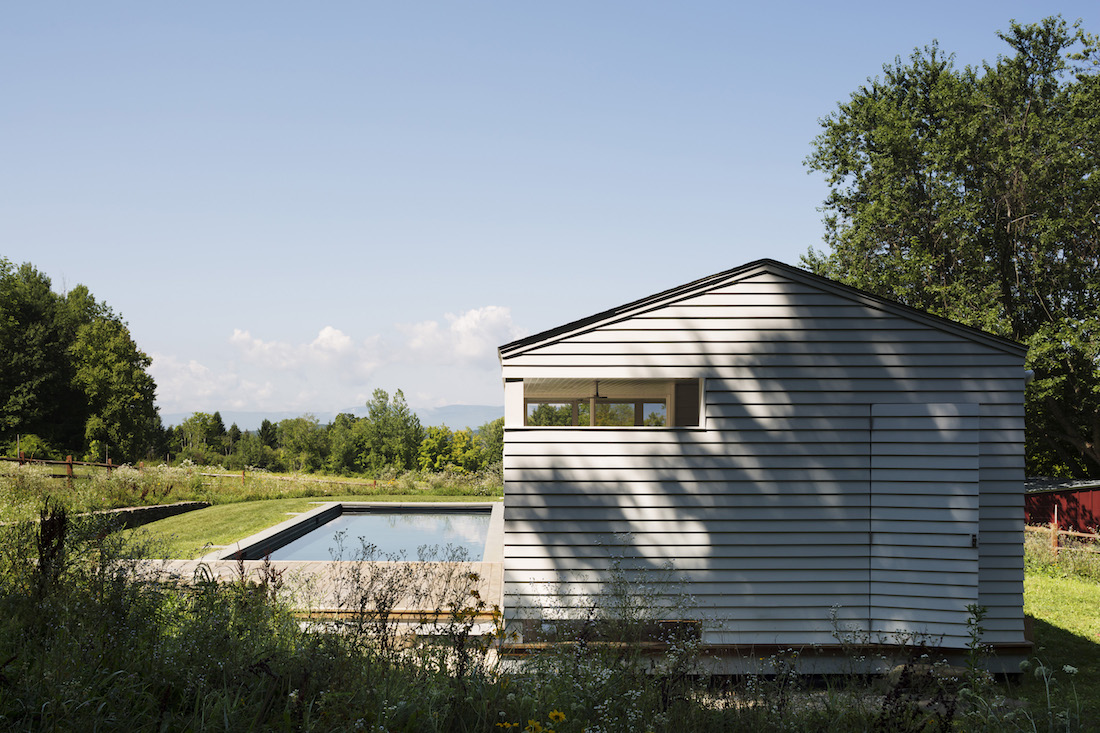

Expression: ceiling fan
xmin=589 ymin=380 xmax=610 ymax=401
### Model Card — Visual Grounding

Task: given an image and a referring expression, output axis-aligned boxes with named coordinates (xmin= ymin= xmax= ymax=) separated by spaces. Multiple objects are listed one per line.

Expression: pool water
xmin=266 ymin=511 xmax=491 ymax=562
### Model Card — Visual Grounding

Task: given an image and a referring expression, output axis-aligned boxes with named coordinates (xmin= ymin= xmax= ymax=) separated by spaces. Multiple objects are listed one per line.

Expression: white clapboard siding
xmin=499 ymin=260 xmax=1026 ymax=652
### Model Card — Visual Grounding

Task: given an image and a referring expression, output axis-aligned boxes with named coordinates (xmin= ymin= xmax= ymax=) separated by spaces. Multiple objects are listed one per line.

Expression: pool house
xmin=497 ymin=258 xmax=1030 ymax=672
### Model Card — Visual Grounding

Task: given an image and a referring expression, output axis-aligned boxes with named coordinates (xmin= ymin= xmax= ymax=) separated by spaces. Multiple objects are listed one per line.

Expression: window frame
xmin=521 ymin=378 xmax=702 ymax=428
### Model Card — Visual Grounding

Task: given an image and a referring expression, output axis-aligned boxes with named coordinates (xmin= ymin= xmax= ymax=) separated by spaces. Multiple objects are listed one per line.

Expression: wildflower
xmin=1062 ymin=664 xmax=1078 ymax=675
xmin=549 ymin=710 xmax=566 ymax=724
xmin=1019 ymin=659 xmax=1032 ymax=672
xmin=527 ymin=721 xmax=544 ymax=733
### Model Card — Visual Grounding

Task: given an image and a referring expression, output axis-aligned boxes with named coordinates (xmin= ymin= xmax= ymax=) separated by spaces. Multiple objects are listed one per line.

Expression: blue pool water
xmin=266 ymin=511 xmax=490 ymax=562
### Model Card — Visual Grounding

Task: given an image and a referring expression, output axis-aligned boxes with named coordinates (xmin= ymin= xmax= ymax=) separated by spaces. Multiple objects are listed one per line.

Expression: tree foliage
xmin=361 ymin=389 xmax=424 ymax=472
xmin=167 ymin=403 xmax=504 ymax=478
xmin=805 ymin=16 xmax=1100 ymax=476
xmin=0 ymin=259 xmax=159 ymax=462
xmin=0 ymin=260 xmax=79 ymax=453
xmin=70 ymin=315 xmax=157 ymax=461
xmin=527 ymin=403 xmax=573 ymax=427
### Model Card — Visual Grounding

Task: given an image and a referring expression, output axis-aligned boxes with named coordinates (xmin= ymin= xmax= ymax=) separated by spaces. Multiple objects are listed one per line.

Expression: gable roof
xmin=498 ymin=259 xmax=1027 ymax=359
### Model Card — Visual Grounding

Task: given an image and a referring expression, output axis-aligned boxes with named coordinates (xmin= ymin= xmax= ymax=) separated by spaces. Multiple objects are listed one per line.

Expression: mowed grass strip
xmin=137 ymin=495 xmax=498 ymax=559
xmin=1021 ymin=571 xmax=1100 ymax=720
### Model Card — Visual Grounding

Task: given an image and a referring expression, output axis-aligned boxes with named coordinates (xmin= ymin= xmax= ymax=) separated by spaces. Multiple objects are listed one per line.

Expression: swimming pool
xmin=269 ymin=511 xmax=489 ymax=561
xmin=219 ymin=502 xmax=502 ymax=563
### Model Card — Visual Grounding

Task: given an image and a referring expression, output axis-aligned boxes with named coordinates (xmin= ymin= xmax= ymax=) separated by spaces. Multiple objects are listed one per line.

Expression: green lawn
xmin=136 ymin=494 xmax=499 ymax=559
xmin=1019 ymin=572 xmax=1100 ymax=725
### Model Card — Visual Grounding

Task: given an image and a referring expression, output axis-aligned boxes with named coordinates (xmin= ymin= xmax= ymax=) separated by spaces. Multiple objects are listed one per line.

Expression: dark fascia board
xmin=498 ymin=259 xmax=1027 ymax=360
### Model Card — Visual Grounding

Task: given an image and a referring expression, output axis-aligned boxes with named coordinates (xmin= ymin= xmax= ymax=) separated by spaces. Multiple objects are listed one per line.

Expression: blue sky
xmin=4 ymin=2 xmax=1096 ymax=421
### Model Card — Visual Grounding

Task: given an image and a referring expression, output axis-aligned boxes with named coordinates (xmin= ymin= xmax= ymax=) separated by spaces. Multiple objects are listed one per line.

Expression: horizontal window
xmin=523 ymin=378 xmax=700 ymax=427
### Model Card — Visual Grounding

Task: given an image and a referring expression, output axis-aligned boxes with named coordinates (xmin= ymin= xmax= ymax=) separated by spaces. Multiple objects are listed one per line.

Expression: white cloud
xmin=229 ymin=327 xmax=379 ymax=378
xmin=228 ymin=329 xmax=297 ymax=368
xmin=153 ymin=309 xmax=520 ymax=417
xmin=401 ymin=306 xmax=526 ymax=365
xmin=149 ymin=353 xmax=274 ymax=413
xmin=311 ymin=325 xmax=352 ymax=354
xmin=230 ymin=327 xmax=351 ymax=367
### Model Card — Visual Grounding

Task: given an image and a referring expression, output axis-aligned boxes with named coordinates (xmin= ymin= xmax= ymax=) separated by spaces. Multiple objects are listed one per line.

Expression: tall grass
xmin=0 ymin=500 xmax=1095 ymax=731
xmin=1024 ymin=528 xmax=1100 ymax=582
xmin=0 ymin=460 xmax=502 ymax=523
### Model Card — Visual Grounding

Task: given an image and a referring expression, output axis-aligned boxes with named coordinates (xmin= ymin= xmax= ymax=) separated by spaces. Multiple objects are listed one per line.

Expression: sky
xmin=4 ymin=2 xmax=1097 ymax=424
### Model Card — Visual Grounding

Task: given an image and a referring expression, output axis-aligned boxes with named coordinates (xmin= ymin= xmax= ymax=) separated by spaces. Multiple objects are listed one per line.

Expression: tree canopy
xmin=167 ymin=402 xmax=503 ymax=477
xmin=1 ymin=259 xmax=159 ymax=462
xmin=804 ymin=16 xmax=1100 ymax=477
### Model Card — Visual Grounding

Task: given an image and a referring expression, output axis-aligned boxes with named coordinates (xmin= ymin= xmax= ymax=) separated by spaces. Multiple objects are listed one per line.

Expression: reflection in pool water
xmin=266 ymin=511 xmax=490 ymax=562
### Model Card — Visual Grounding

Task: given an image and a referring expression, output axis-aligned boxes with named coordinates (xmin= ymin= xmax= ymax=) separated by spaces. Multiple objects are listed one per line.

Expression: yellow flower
xmin=526 ymin=721 xmax=544 ymax=733
xmin=548 ymin=710 xmax=566 ymax=723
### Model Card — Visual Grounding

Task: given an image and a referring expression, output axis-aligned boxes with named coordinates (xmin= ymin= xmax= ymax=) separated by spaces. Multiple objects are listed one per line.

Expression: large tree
xmin=0 ymin=259 xmax=82 ymax=452
xmin=69 ymin=314 xmax=158 ymax=462
xmin=805 ymin=16 xmax=1100 ymax=477
xmin=361 ymin=388 xmax=423 ymax=472
xmin=277 ymin=415 xmax=327 ymax=472
xmin=0 ymin=259 xmax=159 ymax=462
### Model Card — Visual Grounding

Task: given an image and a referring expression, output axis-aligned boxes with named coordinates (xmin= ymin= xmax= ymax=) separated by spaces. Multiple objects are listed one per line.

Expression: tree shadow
xmin=1014 ymin=614 xmax=1100 ymax=716
xmin=501 ymin=264 xmax=1024 ymax=659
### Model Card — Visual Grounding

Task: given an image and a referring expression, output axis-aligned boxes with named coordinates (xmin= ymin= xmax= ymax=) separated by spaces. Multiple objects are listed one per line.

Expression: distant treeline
xmin=166 ymin=389 xmax=503 ymax=476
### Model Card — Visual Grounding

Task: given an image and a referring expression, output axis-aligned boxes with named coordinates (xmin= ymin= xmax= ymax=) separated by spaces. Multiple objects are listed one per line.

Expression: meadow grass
xmin=0 ymin=460 xmax=502 ymax=523
xmin=5 ymin=504 xmax=1094 ymax=732
xmin=2 ymin=465 xmax=1098 ymax=731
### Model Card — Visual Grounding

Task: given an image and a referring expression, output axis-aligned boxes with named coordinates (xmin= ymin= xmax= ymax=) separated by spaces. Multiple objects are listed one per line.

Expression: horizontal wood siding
xmin=870 ymin=404 xmax=979 ymax=646
xmin=502 ymin=270 xmax=1026 ymax=649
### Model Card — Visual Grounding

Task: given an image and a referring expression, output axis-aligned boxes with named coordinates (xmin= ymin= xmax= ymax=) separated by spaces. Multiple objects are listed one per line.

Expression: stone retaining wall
xmin=96 ymin=501 xmax=210 ymax=529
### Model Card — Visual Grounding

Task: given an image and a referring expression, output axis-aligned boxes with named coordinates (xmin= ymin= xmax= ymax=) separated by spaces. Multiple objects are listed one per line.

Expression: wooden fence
xmin=1 ymin=453 xmax=118 ymax=482
xmin=1025 ymin=503 xmax=1100 ymax=556
xmin=3 ymin=455 xmax=396 ymax=490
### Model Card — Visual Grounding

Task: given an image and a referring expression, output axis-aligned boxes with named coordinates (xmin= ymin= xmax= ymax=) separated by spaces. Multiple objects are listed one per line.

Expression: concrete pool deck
xmin=151 ymin=501 xmax=504 ymax=619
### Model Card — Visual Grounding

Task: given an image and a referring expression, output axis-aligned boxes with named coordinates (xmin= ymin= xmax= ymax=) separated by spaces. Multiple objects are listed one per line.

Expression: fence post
xmin=66 ymin=455 xmax=74 ymax=489
xmin=107 ymin=458 xmax=113 ymax=475
xmin=242 ymin=469 xmax=246 ymax=485
xmin=1051 ymin=505 xmax=1059 ymax=557
xmin=18 ymin=451 xmax=25 ymax=465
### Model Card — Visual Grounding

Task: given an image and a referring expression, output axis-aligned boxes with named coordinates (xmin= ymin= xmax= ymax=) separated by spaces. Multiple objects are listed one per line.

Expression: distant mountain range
xmin=159 ymin=405 xmax=504 ymax=432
